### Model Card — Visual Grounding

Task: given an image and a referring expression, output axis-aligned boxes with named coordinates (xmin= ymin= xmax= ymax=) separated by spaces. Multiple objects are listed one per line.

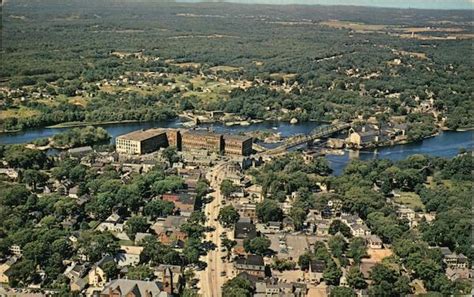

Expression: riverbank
xmin=46 ymin=120 xmax=143 ymax=129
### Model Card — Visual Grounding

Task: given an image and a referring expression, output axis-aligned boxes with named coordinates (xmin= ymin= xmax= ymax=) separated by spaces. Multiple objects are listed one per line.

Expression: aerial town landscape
xmin=0 ymin=0 xmax=473 ymax=297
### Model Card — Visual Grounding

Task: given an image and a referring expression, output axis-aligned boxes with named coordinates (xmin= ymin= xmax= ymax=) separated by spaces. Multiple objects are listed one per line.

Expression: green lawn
xmin=394 ymin=192 xmax=425 ymax=211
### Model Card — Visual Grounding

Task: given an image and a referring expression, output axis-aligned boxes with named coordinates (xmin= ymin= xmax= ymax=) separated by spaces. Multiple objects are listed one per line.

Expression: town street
xmin=199 ymin=162 xmax=233 ymax=297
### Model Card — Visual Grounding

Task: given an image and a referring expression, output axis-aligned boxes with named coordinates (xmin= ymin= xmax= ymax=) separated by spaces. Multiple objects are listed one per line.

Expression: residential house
xmin=115 ymin=245 xmax=143 ymax=267
xmin=245 ymin=184 xmax=264 ymax=202
xmin=367 ymin=235 xmax=383 ymax=249
xmin=446 ymin=267 xmax=470 ymax=281
xmin=234 ymin=255 xmax=266 ymax=278
xmin=441 ymin=248 xmax=469 ymax=269
xmin=0 ymin=256 xmax=17 ymax=284
xmin=316 ymin=222 xmax=330 ymax=237
xmin=89 ymin=255 xmax=115 ymax=288
xmin=308 ymin=260 xmax=325 ymax=283
xmin=63 ymin=262 xmax=89 ymax=292
xmin=162 ymin=192 xmax=197 ymax=217
xmin=0 ymin=168 xmax=19 ymax=180
xmin=267 ymin=221 xmax=282 ymax=233
xmin=396 ymin=206 xmax=417 ymax=227
xmin=154 ymin=265 xmax=183 ymax=295
xmin=235 ymin=203 xmax=257 ymax=221
xmin=351 ymin=224 xmax=372 ymax=237
xmin=152 ymin=216 xmax=188 ymax=247
xmin=254 ymin=281 xmax=296 ymax=297
xmin=234 ymin=221 xmax=257 ymax=253
xmin=96 ymin=213 xmax=125 ymax=233
xmin=9 ymin=245 xmax=22 ymax=257
xmin=100 ymin=279 xmax=170 ymax=297
xmin=134 ymin=232 xmax=153 ymax=245
xmin=340 ymin=214 xmax=371 ymax=238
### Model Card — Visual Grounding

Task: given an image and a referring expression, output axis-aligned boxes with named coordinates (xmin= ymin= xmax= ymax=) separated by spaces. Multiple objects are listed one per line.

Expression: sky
xmin=178 ymin=0 xmax=474 ymax=10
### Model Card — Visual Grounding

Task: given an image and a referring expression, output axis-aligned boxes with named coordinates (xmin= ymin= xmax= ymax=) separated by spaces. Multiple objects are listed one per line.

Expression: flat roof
xmin=224 ymin=134 xmax=253 ymax=142
xmin=116 ymin=129 xmax=166 ymax=141
xmin=182 ymin=130 xmax=222 ymax=138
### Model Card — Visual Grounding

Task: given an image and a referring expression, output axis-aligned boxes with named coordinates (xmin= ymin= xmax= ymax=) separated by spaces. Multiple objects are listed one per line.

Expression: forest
xmin=1 ymin=0 xmax=473 ymax=133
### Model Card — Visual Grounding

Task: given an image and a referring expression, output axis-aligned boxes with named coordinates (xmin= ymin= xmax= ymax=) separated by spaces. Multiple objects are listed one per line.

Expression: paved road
xmin=199 ymin=162 xmax=233 ymax=297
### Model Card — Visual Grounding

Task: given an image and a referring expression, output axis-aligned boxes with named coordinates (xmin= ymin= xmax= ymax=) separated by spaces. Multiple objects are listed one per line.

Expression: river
xmin=0 ymin=120 xmax=472 ymax=174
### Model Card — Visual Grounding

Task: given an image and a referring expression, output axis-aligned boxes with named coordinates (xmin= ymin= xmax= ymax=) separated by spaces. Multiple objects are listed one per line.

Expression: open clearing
xmin=0 ymin=106 xmax=41 ymax=120
xmin=394 ymin=192 xmax=425 ymax=211
xmin=367 ymin=248 xmax=393 ymax=262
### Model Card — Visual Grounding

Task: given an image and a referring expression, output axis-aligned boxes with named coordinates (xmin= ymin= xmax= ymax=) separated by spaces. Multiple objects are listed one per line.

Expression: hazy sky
xmin=179 ymin=0 xmax=474 ymax=10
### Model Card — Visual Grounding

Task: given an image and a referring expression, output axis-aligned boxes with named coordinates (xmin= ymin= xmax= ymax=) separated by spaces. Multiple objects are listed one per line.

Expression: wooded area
xmin=1 ymin=0 xmax=473 ymax=133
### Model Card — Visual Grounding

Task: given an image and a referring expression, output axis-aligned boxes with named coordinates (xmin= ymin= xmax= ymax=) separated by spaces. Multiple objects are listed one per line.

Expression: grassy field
xmin=0 ymin=106 xmax=41 ymax=120
xmin=394 ymin=192 xmax=425 ymax=211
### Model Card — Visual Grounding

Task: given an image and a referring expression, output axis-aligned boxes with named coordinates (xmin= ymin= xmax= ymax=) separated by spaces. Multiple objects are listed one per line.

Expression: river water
xmin=0 ymin=120 xmax=472 ymax=174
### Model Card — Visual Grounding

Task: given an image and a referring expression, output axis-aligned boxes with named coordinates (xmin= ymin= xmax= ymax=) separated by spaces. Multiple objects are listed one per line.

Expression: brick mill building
xmin=224 ymin=135 xmax=253 ymax=156
xmin=115 ymin=129 xmax=168 ymax=155
xmin=116 ymin=128 xmax=253 ymax=156
xmin=181 ymin=130 xmax=224 ymax=153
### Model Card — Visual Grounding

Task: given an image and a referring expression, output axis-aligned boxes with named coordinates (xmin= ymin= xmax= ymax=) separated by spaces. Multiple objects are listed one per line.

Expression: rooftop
xmin=117 ymin=129 xmax=166 ymax=141
xmin=235 ymin=254 xmax=264 ymax=267
xmin=224 ymin=134 xmax=253 ymax=142
xmin=234 ymin=222 xmax=257 ymax=239
xmin=182 ymin=130 xmax=222 ymax=138
xmin=101 ymin=279 xmax=169 ymax=297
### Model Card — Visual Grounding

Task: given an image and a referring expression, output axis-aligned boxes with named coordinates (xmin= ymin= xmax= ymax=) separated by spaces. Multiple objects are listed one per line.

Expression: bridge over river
xmin=261 ymin=122 xmax=351 ymax=156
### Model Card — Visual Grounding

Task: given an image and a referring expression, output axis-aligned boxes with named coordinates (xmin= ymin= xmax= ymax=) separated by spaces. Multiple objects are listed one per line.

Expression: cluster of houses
xmin=219 ymin=171 xmax=473 ymax=297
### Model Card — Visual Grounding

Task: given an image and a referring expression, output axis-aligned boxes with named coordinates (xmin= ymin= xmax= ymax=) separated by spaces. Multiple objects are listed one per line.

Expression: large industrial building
xmin=224 ymin=135 xmax=253 ymax=156
xmin=165 ymin=129 xmax=182 ymax=151
xmin=116 ymin=128 xmax=253 ymax=156
xmin=181 ymin=131 xmax=224 ymax=153
xmin=115 ymin=129 xmax=168 ymax=155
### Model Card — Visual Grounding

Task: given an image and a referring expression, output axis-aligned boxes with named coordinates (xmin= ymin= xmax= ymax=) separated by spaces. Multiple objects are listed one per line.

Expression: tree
xmin=222 ymin=276 xmax=254 ymax=297
xmin=369 ymin=263 xmax=411 ymax=296
xmin=308 ymin=157 xmax=333 ymax=176
xmin=347 ymin=237 xmax=368 ymax=264
xmin=7 ymin=259 xmax=39 ymax=287
xmin=143 ymin=199 xmax=175 ymax=219
xmin=243 ymin=236 xmax=271 ymax=255
xmin=220 ymin=179 xmax=237 ymax=198
xmin=22 ymin=169 xmax=48 ymax=191
xmin=218 ymin=205 xmax=240 ymax=227
xmin=298 ymin=252 xmax=314 ymax=270
xmin=330 ymin=287 xmax=356 ymax=297
xmin=323 ymin=261 xmax=342 ymax=285
xmin=271 ymin=258 xmax=296 ymax=271
xmin=256 ymin=199 xmax=283 ymax=223
xmin=289 ymin=206 xmax=307 ymax=230
xmin=1 ymin=185 xmax=31 ymax=207
xmin=126 ymin=265 xmax=154 ymax=280
xmin=328 ymin=235 xmax=347 ymax=259
xmin=222 ymin=237 xmax=237 ymax=258
xmin=347 ymin=266 xmax=367 ymax=289
xmin=162 ymin=147 xmax=180 ymax=166
xmin=328 ymin=220 xmax=352 ymax=238
xmin=4 ymin=145 xmax=49 ymax=169
xmin=151 ymin=176 xmax=185 ymax=195
xmin=101 ymin=261 xmax=119 ymax=279
xmin=125 ymin=216 xmax=149 ymax=240
xmin=77 ymin=231 xmax=119 ymax=263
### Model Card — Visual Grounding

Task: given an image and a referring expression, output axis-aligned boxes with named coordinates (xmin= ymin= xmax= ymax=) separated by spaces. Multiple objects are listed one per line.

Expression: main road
xmin=199 ymin=162 xmax=234 ymax=297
